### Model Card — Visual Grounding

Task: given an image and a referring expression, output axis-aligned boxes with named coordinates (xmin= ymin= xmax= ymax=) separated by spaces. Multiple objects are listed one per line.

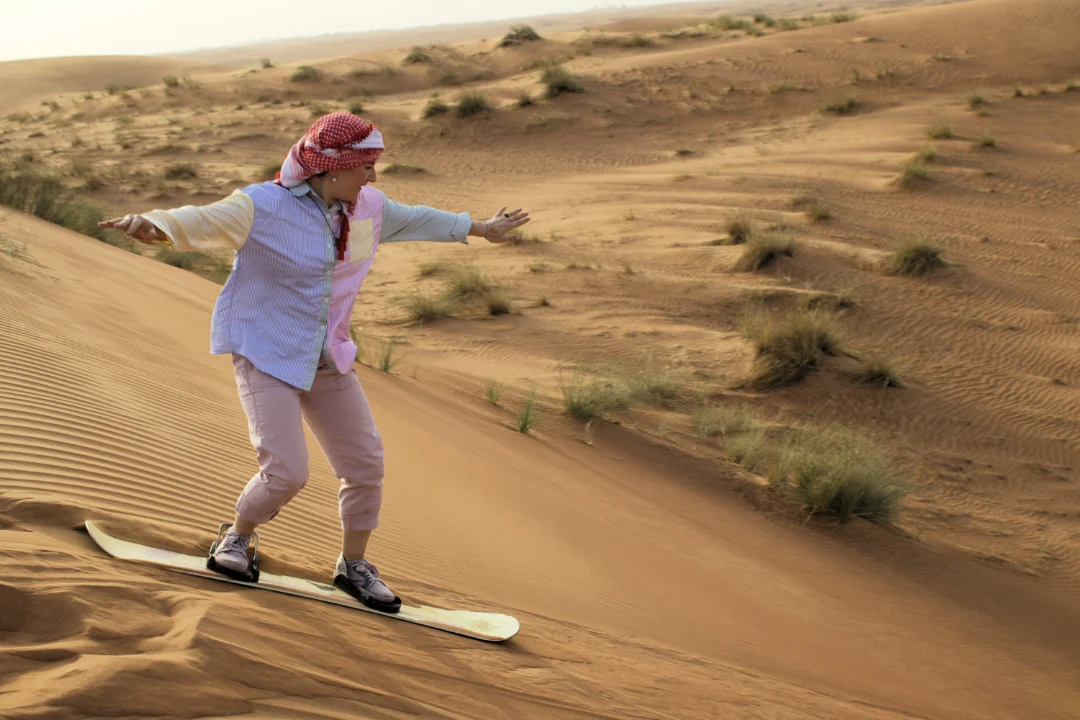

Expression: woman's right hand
xmin=98 ymin=214 xmax=166 ymax=244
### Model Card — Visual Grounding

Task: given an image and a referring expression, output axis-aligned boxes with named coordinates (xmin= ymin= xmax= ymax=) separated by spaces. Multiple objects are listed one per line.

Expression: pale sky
xmin=0 ymin=0 xmax=691 ymax=62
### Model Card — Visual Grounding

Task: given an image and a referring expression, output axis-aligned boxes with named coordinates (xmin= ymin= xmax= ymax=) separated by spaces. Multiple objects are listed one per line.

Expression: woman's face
xmin=332 ymin=163 xmax=377 ymax=201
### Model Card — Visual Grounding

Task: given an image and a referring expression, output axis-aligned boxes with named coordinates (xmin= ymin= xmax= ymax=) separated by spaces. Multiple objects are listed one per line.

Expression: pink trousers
xmin=231 ymin=354 xmax=384 ymax=532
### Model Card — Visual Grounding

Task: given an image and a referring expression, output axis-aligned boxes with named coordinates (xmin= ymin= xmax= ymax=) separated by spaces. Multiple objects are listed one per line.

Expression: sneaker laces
xmin=219 ymin=532 xmax=250 ymax=554
xmin=347 ymin=558 xmax=380 ymax=577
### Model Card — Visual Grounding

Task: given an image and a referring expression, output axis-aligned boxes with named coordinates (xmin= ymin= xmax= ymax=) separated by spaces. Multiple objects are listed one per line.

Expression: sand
xmin=2 ymin=0 xmax=1080 ymax=717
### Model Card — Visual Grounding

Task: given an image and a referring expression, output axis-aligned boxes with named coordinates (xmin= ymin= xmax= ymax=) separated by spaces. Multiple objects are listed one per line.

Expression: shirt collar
xmin=289 ymin=181 xmax=343 ymax=212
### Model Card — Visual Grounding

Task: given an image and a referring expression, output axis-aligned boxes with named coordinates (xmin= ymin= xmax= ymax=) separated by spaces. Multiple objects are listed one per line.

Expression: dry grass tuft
xmin=770 ymin=428 xmax=909 ymax=523
xmin=897 ymin=159 xmax=932 ymax=187
xmin=499 ymin=25 xmax=542 ymax=47
xmin=822 ymin=94 xmax=859 ymax=115
xmin=542 ymin=66 xmax=585 ymax=97
xmin=853 ymin=357 xmax=904 ymax=388
xmin=289 ymin=65 xmax=322 ymax=82
xmin=401 ymin=291 xmax=456 ymax=323
xmin=927 ymin=121 xmax=954 ymax=140
xmin=561 ymin=372 xmax=636 ymax=422
xmin=422 ymin=95 xmax=449 ymax=118
xmin=693 ymin=406 xmax=761 ymax=438
xmin=742 ymin=308 xmax=843 ymax=389
xmin=735 ymin=233 xmax=795 ymax=272
xmin=724 ymin=214 xmax=754 ymax=245
xmin=887 ymin=239 xmax=946 ymax=276
xmin=383 ymin=163 xmax=425 ymax=174
xmin=455 ymin=92 xmax=491 ymax=118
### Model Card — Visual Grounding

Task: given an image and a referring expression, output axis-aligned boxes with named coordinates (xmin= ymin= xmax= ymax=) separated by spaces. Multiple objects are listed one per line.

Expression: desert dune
xmin=2 ymin=0 xmax=1079 ymax=717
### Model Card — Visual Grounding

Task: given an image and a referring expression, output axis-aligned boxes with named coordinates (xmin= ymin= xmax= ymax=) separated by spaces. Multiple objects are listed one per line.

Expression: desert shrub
xmin=348 ymin=100 xmax=364 ymax=115
xmin=517 ymin=92 xmax=534 ymax=107
xmin=164 ymin=163 xmax=198 ymax=180
xmin=447 ymin=266 xmax=495 ymax=299
xmin=978 ymin=135 xmax=996 ymax=148
xmin=541 ymin=66 xmax=584 ymax=97
xmin=927 ymin=121 xmax=954 ymax=140
xmin=155 ymin=246 xmax=201 ymax=271
xmin=968 ymin=93 xmax=987 ymax=110
xmin=823 ymin=94 xmax=859 ymax=115
xmin=693 ymin=406 xmax=761 ymax=438
xmin=897 ymin=160 xmax=931 ymax=186
xmin=916 ymin=145 xmax=938 ymax=163
xmin=403 ymin=47 xmax=432 ymax=65
xmin=455 ymin=91 xmax=491 ymax=118
xmin=724 ymin=214 xmax=754 ymax=245
xmin=711 ymin=15 xmax=752 ymax=31
xmin=853 ymin=357 xmax=903 ymax=388
xmin=770 ymin=428 xmax=909 ymax=523
xmin=401 ymin=291 xmax=455 ymax=323
xmin=561 ymin=372 xmax=636 ymax=421
xmin=742 ymin=307 xmax=842 ymax=389
xmin=383 ymin=163 xmax=425 ymax=174
xmin=726 ymin=428 xmax=769 ymax=470
xmin=163 ymin=75 xmax=180 ymax=88
xmin=517 ymin=389 xmax=540 ymax=433
xmin=486 ymin=287 xmax=512 ymax=315
xmin=289 ymin=65 xmax=322 ymax=82
xmin=793 ymin=196 xmax=831 ymax=222
xmin=0 ymin=166 xmax=116 ymax=245
xmin=499 ymin=25 xmax=542 ymax=47
xmin=485 ymin=379 xmax=504 ymax=404
xmin=735 ymin=233 xmax=795 ymax=272
xmin=105 ymin=83 xmax=135 ymax=95
xmin=422 ymin=95 xmax=449 ymax=118
xmin=887 ymin=238 xmax=945 ymax=276
xmin=260 ymin=58 xmax=273 ymax=68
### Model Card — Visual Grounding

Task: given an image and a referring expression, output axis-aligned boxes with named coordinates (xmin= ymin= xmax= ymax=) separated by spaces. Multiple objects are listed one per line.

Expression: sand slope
xmin=3 ymin=0 xmax=1080 ymax=716
xmin=1 ymin=198 xmax=1079 ymax=718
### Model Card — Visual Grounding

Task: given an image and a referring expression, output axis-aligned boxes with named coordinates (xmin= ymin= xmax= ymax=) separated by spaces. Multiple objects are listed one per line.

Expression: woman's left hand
xmin=483 ymin=207 xmax=531 ymax=243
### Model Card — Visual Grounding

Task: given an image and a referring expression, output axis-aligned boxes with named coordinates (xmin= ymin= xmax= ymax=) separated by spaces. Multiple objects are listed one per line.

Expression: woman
xmin=100 ymin=112 xmax=530 ymax=612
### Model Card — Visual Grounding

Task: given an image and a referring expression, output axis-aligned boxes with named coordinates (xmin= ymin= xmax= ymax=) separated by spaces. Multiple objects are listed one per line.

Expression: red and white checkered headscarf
xmin=276 ymin=111 xmax=384 ymax=188
xmin=275 ymin=112 xmax=384 ymax=260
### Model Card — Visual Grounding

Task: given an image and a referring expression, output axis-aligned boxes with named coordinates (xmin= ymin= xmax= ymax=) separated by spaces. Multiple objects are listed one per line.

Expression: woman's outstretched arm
xmin=380 ymin=197 xmax=530 ymax=245
xmin=98 ymin=191 xmax=255 ymax=251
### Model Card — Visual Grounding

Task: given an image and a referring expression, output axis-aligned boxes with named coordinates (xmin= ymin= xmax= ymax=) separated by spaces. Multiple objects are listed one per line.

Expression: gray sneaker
xmin=333 ymin=555 xmax=401 ymax=613
xmin=208 ymin=527 xmax=257 ymax=581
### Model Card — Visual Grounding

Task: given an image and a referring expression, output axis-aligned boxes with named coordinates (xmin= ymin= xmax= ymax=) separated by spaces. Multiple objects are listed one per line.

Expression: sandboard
xmin=84 ymin=520 xmax=519 ymax=642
